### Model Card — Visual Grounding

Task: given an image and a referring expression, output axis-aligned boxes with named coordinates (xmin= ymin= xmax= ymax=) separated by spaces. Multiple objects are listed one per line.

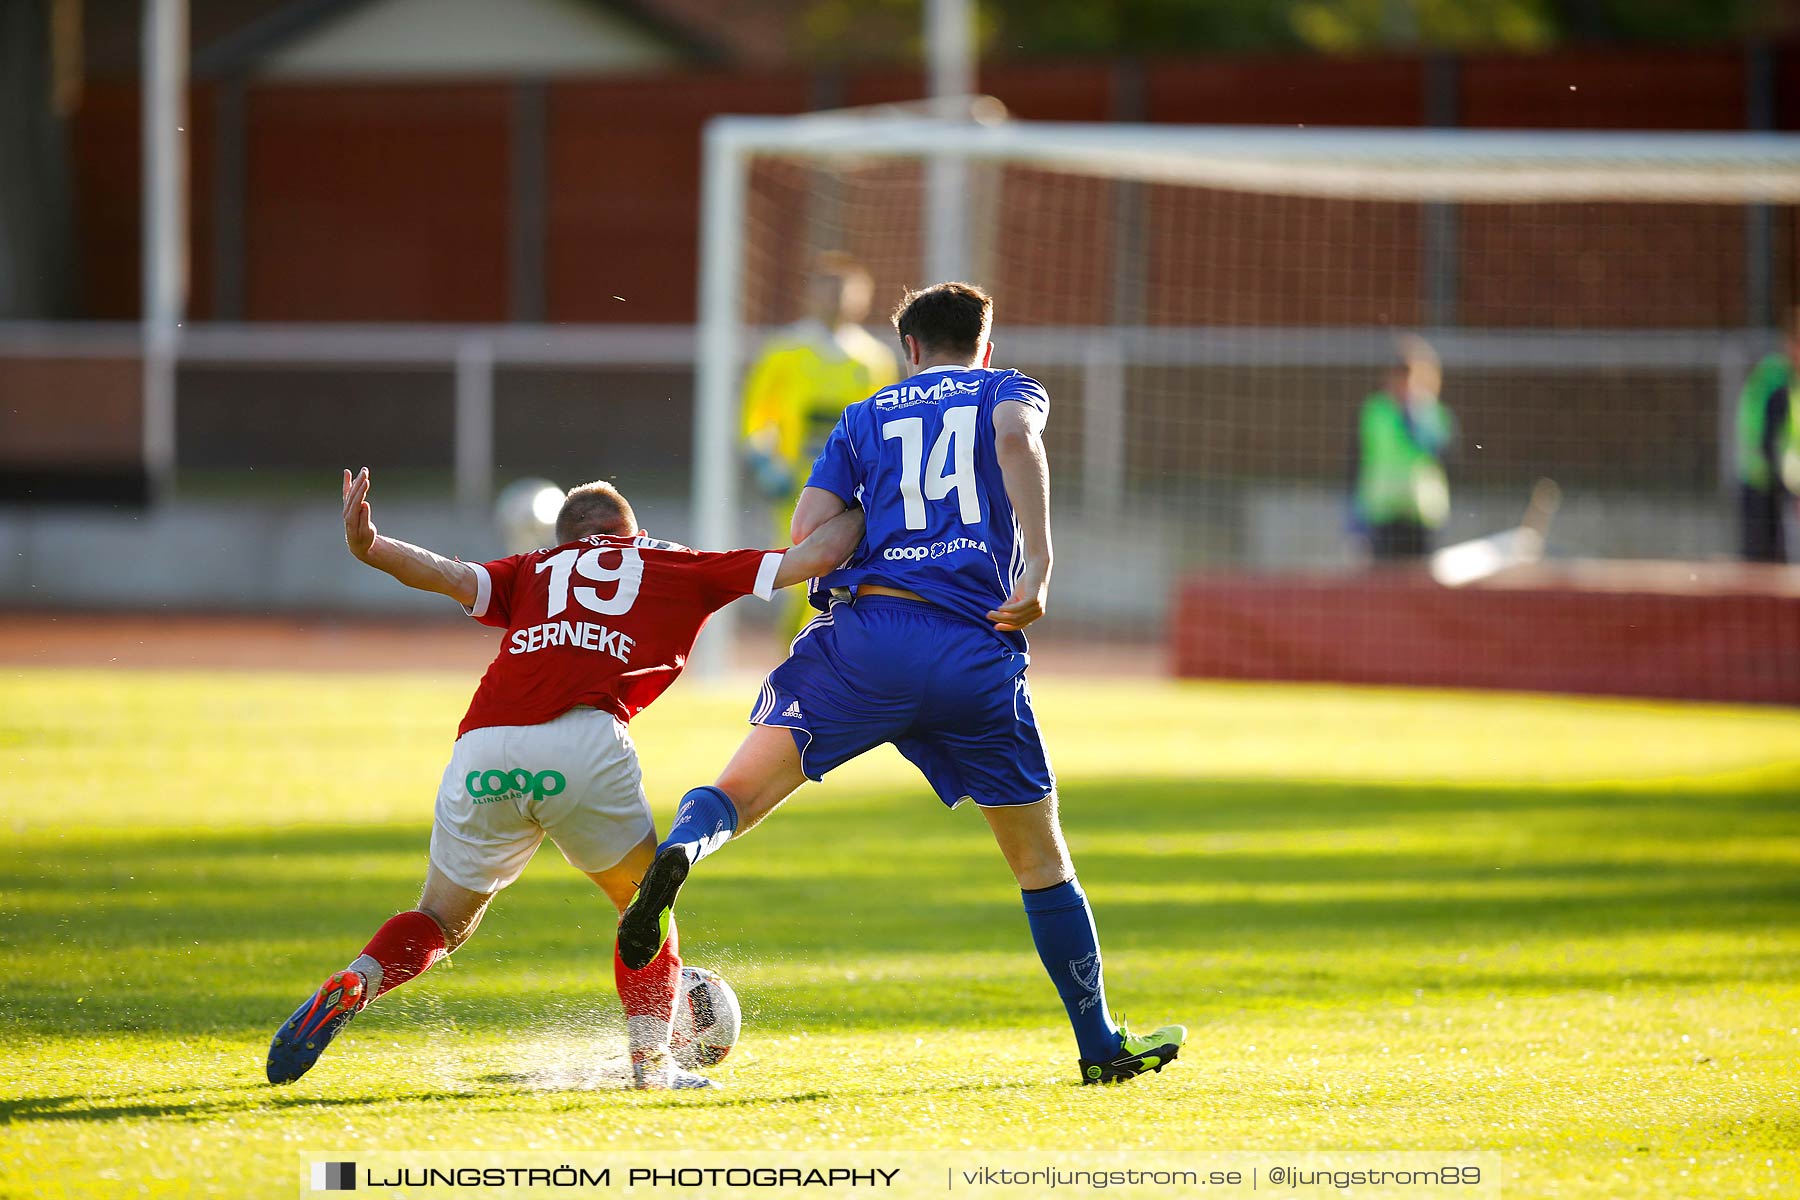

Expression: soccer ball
xmin=669 ymin=965 xmax=740 ymax=1068
xmin=493 ymin=477 xmax=564 ymax=554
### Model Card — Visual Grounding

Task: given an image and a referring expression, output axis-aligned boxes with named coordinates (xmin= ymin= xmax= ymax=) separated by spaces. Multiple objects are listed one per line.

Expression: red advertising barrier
xmin=1172 ymin=563 xmax=1800 ymax=705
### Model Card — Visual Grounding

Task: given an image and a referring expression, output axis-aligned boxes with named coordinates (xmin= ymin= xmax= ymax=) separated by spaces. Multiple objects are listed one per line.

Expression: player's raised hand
xmin=342 ymin=467 xmax=378 ymax=562
xmin=987 ymin=561 xmax=1049 ymax=632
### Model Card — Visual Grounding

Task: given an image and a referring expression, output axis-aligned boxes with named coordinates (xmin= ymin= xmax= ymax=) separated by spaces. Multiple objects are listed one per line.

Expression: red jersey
xmin=458 ymin=533 xmax=783 ymax=737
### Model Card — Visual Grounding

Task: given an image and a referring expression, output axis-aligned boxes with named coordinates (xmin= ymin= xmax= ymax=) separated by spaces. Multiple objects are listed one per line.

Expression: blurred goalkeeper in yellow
xmin=740 ymin=253 xmax=899 ymax=638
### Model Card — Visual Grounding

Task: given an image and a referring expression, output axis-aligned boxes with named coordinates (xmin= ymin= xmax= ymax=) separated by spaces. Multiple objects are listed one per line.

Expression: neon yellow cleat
xmin=1080 ymin=1022 xmax=1187 ymax=1084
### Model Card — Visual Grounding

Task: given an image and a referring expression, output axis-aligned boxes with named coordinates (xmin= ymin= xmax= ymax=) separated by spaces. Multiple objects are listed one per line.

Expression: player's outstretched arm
xmin=988 ymin=401 xmax=1053 ymax=633
xmin=341 ymin=467 xmax=479 ymax=607
xmin=789 ymin=484 xmax=848 ymax=545
xmin=773 ymin=503 xmax=864 ymax=590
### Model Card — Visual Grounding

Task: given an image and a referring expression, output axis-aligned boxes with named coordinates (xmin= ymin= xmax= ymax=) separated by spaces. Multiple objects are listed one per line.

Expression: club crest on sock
xmin=1070 ymin=952 xmax=1103 ymax=1012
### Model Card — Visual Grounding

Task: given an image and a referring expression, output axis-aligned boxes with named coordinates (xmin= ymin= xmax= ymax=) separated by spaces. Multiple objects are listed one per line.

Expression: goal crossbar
xmin=707 ymin=113 xmax=1800 ymax=204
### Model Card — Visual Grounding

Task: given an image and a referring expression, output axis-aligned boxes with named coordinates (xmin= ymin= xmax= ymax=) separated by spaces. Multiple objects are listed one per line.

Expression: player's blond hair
xmin=812 ymin=252 xmax=873 ymax=321
xmin=814 ymin=250 xmax=871 ymax=288
xmin=1393 ymin=333 xmax=1442 ymax=397
xmin=556 ymin=480 xmax=637 ymax=544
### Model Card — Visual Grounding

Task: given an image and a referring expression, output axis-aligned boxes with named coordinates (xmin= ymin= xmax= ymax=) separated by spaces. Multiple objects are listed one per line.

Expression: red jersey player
xmin=266 ymin=468 xmax=863 ymax=1090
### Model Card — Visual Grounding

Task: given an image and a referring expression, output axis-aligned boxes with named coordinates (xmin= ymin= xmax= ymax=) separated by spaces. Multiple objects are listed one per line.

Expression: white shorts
xmin=430 ymin=706 xmax=654 ymax=893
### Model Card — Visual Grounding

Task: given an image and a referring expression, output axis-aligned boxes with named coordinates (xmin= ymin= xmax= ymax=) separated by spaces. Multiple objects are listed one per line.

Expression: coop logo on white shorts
xmin=465 ymin=768 xmax=566 ymax=804
xmin=883 ymin=537 xmax=988 ymax=562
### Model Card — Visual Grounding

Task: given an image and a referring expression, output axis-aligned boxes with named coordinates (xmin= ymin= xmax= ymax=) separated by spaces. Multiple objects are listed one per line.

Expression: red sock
xmin=353 ymin=910 xmax=448 ymax=1001
xmin=614 ymin=916 xmax=680 ymax=1060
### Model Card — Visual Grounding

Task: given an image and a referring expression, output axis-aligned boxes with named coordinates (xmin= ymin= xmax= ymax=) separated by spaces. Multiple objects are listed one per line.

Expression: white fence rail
xmin=0 ymin=319 xmax=1775 ymax=519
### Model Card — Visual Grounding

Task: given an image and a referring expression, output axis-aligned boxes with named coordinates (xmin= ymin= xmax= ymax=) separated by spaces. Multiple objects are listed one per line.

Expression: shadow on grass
xmin=3 ymin=775 xmax=1797 ymax=1040
xmin=0 ymin=1090 xmax=476 ymax=1125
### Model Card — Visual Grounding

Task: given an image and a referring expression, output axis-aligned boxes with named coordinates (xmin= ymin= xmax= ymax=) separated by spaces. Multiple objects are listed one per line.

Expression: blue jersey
xmin=805 ymin=365 xmax=1050 ymax=650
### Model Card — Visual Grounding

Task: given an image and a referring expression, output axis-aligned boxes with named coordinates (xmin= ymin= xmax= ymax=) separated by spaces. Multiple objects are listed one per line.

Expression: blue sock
xmin=656 ymin=786 xmax=738 ymax=866
xmin=1021 ymin=877 xmax=1122 ymax=1061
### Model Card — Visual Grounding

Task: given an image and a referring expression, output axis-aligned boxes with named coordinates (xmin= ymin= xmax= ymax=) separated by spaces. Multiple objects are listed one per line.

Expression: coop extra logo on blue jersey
xmin=883 ymin=537 xmax=989 ymax=561
xmin=466 ymin=769 xmax=566 ymax=804
xmin=872 ymin=375 xmax=983 ymax=409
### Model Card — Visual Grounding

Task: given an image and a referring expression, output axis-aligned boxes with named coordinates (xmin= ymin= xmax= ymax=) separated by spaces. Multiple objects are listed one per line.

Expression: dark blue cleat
xmin=616 ymin=846 xmax=689 ymax=971
xmin=266 ymin=968 xmax=365 ymax=1084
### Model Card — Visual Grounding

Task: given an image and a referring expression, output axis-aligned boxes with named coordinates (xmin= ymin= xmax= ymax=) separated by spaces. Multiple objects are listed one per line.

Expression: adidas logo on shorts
xmin=781 ymin=701 xmax=803 ymax=718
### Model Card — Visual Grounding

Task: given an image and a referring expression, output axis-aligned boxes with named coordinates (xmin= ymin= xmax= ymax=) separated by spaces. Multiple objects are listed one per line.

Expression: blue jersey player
xmin=619 ymin=283 xmax=1185 ymax=1084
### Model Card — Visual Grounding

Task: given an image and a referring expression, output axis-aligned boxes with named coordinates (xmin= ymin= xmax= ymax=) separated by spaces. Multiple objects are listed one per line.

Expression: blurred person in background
xmin=1352 ymin=335 xmax=1455 ymax=562
xmin=740 ymin=253 xmax=898 ymax=638
xmin=1735 ymin=310 xmax=1800 ymax=563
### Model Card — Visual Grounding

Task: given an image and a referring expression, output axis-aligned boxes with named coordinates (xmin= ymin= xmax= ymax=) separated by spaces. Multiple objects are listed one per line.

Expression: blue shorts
xmin=750 ymin=595 xmax=1056 ymax=809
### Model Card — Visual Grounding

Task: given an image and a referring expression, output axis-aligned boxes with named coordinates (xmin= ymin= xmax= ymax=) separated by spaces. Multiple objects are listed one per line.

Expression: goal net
xmin=696 ymin=105 xmax=1800 ymax=702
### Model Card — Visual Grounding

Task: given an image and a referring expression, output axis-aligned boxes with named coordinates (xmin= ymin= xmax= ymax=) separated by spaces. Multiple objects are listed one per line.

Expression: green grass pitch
xmin=2 ymin=668 xmax=1798 ymax=1198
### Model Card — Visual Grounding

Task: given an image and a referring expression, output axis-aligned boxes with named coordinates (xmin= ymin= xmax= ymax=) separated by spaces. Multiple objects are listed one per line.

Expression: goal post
xmin=693 ymin=105 xmax=1800 ymax=695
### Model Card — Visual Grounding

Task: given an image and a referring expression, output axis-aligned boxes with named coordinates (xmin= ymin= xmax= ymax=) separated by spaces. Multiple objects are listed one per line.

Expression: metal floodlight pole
xmin=925 ymin=0 xmax=974 ymax=281
xmin=141 ymin=0 xmax=187 ymax=504
xmin=691 ymin=121 xmax=749 ymax=679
